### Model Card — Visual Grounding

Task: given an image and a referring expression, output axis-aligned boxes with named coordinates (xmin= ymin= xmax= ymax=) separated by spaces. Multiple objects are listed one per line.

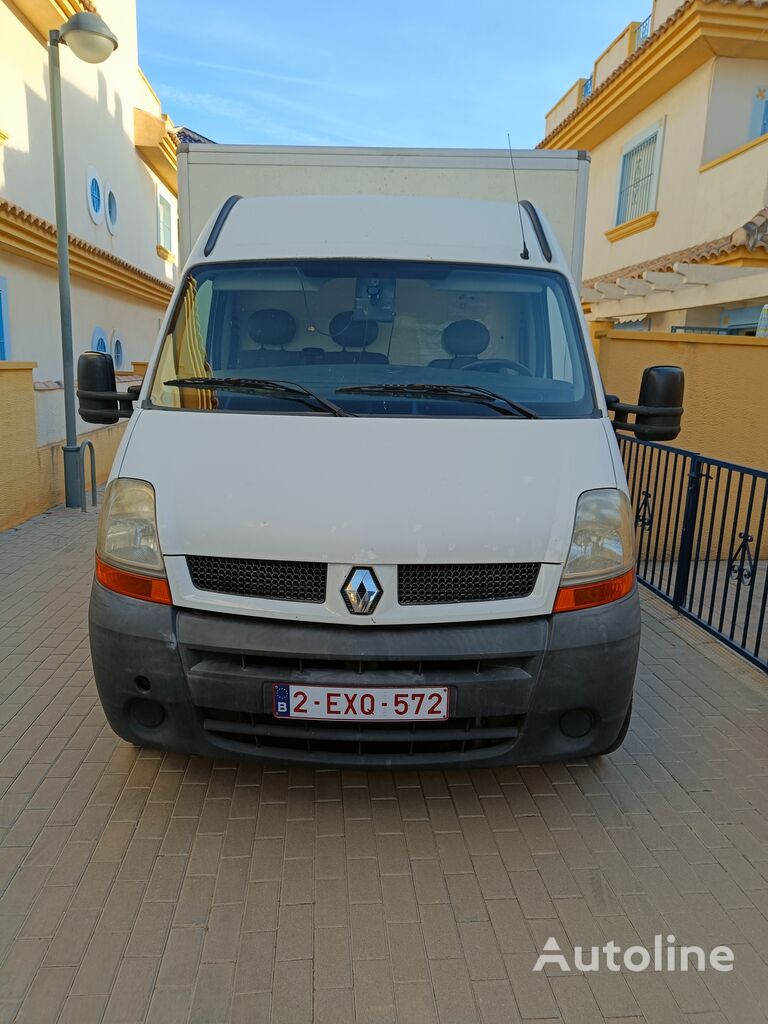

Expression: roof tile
xmin=583 ymin=207 xmax=768 ymax=287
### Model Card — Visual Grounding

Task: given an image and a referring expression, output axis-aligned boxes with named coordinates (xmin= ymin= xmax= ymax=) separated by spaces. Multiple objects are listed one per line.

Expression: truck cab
xmin=80 ymin=189 xmax=681 ymax=767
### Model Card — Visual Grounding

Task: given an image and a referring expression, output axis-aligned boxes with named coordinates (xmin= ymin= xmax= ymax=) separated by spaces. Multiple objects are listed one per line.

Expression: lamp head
xmin=60 ymin=11 xmax=118 ymax=64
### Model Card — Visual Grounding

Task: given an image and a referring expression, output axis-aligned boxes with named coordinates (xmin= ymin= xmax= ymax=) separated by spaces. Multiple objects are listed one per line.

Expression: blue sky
xmin=137 ymin=0 xmax=643 ymax=148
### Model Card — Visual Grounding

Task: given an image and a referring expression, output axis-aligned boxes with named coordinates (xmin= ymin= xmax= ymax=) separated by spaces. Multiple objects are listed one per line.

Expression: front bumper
xmin=89 ymin=581 xmax=640 ymax=768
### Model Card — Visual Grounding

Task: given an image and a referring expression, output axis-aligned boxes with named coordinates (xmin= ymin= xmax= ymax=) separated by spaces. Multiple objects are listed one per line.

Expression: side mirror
xmin=606 ymin=364 xmax=684 ymax=442
xmin=636 ymin=365 xmax=684 ymax=442
xmin=78 ymin=352 xmax=118 ymax=424
xmin=77 ymin=352 xmax=140 ymax=424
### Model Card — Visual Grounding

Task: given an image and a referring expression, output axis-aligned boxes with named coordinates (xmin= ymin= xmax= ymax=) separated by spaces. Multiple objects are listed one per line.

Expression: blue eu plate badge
xmin=274 ymin=685 xmax=291 ymax=718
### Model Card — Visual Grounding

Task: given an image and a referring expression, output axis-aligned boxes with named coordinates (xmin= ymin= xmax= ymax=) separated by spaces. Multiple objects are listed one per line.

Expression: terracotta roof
xmin=0 ymin=199 xmax=172 ymax=293
xmin=175 ymin=126 xmax=216 ymax=145
xmin=583 ymin=208 xmax=768 ymax=287
xmin=538 ymin=0 xmax=768 ymax=149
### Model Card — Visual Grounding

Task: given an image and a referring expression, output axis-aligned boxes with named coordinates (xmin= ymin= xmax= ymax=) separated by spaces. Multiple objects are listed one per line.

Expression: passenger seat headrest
xmin=329 ymin=311 xmax=380 ymax=349
xmin=247 ymin=309 xmax=297 ymax=348
xmin=442 ymin=319 xmax=490 ymax=357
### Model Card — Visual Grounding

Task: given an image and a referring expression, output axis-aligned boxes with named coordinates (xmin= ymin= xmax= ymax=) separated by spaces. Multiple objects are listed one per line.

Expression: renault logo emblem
xmin=342 ymin=567 xmax=382 ymax=615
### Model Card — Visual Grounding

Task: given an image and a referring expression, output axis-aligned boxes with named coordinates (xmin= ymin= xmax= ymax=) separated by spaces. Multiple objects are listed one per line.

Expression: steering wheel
xmin=463 ymin=358 xmax=532 ymax=376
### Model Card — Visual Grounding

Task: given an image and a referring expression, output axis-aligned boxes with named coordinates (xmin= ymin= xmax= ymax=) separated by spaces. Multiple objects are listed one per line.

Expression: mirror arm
xmin=76 ymin=388 xmax=139 ymax=402
xmin=77 ymin=387 xmax=139 ymax=421
xmin=77 ymin=409 xmax=133 ymax=422
xmin=607 ymin=400 xmax=684 ymax=418
xmin=605 ymin=396 xmax=684 ymax=438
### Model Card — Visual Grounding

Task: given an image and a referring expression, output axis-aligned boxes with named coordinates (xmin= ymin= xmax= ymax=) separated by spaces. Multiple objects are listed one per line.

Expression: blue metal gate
xmin=619 ymin=436 xmax=768 ymax=671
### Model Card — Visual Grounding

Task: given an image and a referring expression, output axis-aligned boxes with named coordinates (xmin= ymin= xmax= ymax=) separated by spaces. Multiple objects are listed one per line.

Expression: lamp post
xmin=48 ymin=12 xmax=117 ymax=507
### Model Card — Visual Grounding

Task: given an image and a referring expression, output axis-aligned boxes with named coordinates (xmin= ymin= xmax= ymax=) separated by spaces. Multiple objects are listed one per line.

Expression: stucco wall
xmin=594 ymin=26 xmax=633 ymax=89
xmin=0 ymin=362 xmax=127 ymax=530
xmin=702 ymin=57 xmax=768 ymax=165
xmin=596 ymin=329 xmax=768 ymax=469
xmin=651 ymin=0 xmax=682 ymax=32
xmin=582 ymin=59 xmax=768 ymax=282
xmin=0 ymin=1 xmax=178 ymax=285
xmin=545 ymin=82 xmax=583 ymax=138
xmin=0 ymin=252 xmax=163 ymax=386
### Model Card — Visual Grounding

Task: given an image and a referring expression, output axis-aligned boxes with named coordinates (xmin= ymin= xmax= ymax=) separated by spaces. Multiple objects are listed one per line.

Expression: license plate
xmin=273 ymin=684 xmax=449 ymax=721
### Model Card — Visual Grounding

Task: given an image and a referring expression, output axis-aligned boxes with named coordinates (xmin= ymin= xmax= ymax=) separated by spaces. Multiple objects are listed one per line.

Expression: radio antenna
xmin=507 ymin=133 xmax=529 ymax=261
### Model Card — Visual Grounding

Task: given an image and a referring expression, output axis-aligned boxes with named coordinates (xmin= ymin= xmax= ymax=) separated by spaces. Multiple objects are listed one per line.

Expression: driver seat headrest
xmin=429 ymin=319 xmax=490 ymax=369
xmin=247 ymin=309 xmax=297 ymax=349
xmin=329 ymin=311 xmax=380 ymax=349
xmin=442 ymin=320 xmax=490 ymax=357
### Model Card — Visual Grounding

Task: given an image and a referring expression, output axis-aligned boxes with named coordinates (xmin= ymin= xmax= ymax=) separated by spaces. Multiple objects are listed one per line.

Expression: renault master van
xmin=78 ymin=152 xmax=682 ymax=767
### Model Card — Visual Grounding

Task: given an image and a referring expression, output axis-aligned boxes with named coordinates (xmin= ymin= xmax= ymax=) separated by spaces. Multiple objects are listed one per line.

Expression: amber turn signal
xmin=95 ymin=555 xmax=172 ymax=605
xmin=554 ymin=568 xmax=635 ymax=614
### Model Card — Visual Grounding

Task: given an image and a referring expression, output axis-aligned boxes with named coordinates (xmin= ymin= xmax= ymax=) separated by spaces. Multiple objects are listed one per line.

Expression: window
xmin=105 ymin=182 xmax=118 ymax=235
xmin=86 ymin=166 xmax=104 ymax=225
xmin=615 ymin=121 xmax=664 ymax=225
xmin=748 ymin=86 xmax=768 ymax=142
xmin=111 ymin=330 xmax=124 ymax=369
xmin=91 ymin=327 xmax=109 ymax=354
xmin=0 ymin=277 xmax=10 ymax=360
xmin=149 ymin=261 xmax=596 ymax=420
xmin=157 ymin=194 xmax=172 ymax=252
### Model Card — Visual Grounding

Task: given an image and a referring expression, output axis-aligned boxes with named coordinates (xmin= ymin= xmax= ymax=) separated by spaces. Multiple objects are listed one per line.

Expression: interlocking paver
xmin=3 ymin=502 xmax=768 ymax=1021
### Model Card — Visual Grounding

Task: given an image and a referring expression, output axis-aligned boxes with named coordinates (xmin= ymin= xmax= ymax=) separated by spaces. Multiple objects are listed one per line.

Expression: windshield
xmin=149 ymin=260 xmax=596 ymax=418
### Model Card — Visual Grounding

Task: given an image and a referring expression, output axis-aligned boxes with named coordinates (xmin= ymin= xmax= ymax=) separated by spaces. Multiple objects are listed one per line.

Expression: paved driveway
xmin=1 ymin=503 xmax=768 ymax=1023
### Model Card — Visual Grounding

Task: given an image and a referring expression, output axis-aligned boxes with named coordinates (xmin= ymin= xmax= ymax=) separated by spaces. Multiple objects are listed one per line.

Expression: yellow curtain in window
xmin=176 ymin=278 xmax=215 ymax=410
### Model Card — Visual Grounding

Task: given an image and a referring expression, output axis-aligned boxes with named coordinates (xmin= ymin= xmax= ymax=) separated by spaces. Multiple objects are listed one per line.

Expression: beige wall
xmin=651 ymin=0 xmax=682 ymax=31
xmin=594 ymin=26 xmax=634 ymax=89
xmin=0 ymin=251 xmax=163 ymax=386
xmin=0 ymin=0 xmax=174 ymax=502
xmin=702 ymin=57 xmax=768 ymax=165
xmin=544 ymin=82 xmax=584 ymax=138
xmin=582 ymin=59 xmax=768 ymax=282
xmin=583 ymin=63 xmax=709 ymax=280
xmin=0 ymin=0 xmax=178 ymax=284
xmin=596 ymin=329 xmax=768 ymax=469
xmin=0 ymin=362 xmax=127 ymax=530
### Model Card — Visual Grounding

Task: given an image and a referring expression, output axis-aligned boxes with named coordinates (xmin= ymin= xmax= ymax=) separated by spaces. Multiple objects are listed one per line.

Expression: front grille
xmin=187 ymin=555 xmax=326 ymax=603
xmin=186 ymin=556 xmax=539 ymax=607
xmin=398 ymin=562 xmax=540 ymax=605
xmin=200 ymin=707 xmax=522 ymax=761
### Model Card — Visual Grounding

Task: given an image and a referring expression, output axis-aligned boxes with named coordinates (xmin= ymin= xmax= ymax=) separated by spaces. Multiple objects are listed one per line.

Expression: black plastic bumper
xmin=89 ymin=581 xmax=640 ymax=767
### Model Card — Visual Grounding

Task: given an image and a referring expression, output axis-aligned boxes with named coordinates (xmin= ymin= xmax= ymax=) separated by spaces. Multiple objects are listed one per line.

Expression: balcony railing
xmin=581 ymin=76 xmax=593 ymax=101
xmin=670 ymin=326 xmax=756 ymax=336
xmin=634 ymin=14 xmax=651 ymax=51
xmin=671 ymin=326 xmax=729 ymax=335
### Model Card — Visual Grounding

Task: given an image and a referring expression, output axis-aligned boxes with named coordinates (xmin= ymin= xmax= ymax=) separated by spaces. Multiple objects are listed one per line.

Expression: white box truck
xmin=176 ymin=145 xmax=591 ymax=282
xmin=77 ymin=146 xmax=683 ymax=767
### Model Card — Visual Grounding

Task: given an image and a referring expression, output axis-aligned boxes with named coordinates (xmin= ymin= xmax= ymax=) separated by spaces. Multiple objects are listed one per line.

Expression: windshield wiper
xmin=163 ymin=377 xmax=351 ymax=417
xmin=336 ymin=382 xmax=538 ymax=418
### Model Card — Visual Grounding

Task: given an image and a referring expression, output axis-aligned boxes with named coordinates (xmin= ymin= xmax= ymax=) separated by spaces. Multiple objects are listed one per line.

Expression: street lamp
xmin=48 ymin=12 xmax=118 ymax=507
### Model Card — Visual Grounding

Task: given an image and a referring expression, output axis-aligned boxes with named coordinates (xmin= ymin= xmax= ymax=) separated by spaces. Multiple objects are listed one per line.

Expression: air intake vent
xmin=398 ymin=562 xmax=540 ymax=605
xmin=187 ymin=555 xmax=327 ymax=603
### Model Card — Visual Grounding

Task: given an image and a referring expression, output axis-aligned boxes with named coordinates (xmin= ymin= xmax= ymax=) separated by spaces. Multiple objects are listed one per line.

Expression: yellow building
xmin=540 ymin=0 xmax=768 ymax=468
xmin=0 ymin=0 xmax=182 ymax=528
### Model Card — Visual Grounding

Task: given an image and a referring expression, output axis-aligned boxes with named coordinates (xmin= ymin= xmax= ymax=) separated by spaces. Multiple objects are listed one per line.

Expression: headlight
xmin=97 ymin=478 xmax=165 ymax=576
xmin=561 ymin=489 xmax=635 ymax=585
